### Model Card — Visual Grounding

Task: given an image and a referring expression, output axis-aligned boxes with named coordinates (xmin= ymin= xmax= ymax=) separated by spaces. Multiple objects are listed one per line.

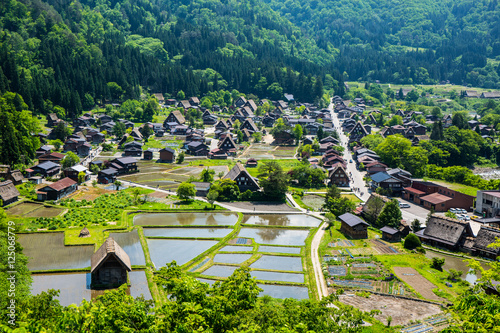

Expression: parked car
xmin=459 ymin=208 xmax=467 ymax=214
xmin=399 ymin=203 xmax=410 ymax=208
xmin=449 ymin=208 xmax=458 ymax=213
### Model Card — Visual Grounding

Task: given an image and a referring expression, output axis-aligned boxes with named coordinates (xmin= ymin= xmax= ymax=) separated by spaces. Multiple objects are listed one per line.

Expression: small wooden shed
xmin=380 ymin=226 xmax=401 ymax=242
xmin=91 ymin=237 xmax=131 ymax=288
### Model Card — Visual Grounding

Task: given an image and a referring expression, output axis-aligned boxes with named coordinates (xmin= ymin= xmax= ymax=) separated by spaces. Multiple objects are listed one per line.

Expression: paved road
xmin=329 ymin=102 xmax=427 ymax=226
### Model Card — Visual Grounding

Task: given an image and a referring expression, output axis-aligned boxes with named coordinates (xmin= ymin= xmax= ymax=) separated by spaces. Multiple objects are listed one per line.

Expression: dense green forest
xmin=2 ymin=0 xmax=500 ymax=123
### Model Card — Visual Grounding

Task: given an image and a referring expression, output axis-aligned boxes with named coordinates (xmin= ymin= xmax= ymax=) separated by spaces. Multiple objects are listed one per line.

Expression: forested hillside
xmin=2 ymin=0 xmax=500 ymax=121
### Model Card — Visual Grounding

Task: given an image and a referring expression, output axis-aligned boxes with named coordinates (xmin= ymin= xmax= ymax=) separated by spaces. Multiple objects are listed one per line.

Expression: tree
xmin=406 ymin=89 xmax=419 ymax=102
xmin=363 ymin=194 xmax=386 ymax=224
xmin=431 ymin=257 xmax=445 ymax=271
xmin=200 ymin=168 xmax=215 ymax=182
xmin=402 ymin=147 xmax=428 ymax=177
xmin=376 ymin=199 xmax=402 ymax=228
xmin=114 ymin=180 xmax=122 ymax=191
xmin=113 ymin=122 xmax=126 ymax=139
xmin=176 ymin=152 xmax=185 ymax=164
xmin=237 ymin=130 xmax=244 ymax=142
xmin=51 ymin=139 xmax=63 ymax=151
xmin=431 ymin=106 xmax=442 ymax=118
xmin=360 ymin=134 xmax=384 ymax=150
xmin=177 ymin=182 xmax=196 ymax=201
xmin=62 ymin=151 xmax=80 ymax=169
xmin=176 ymin=90 xmax=185 ymax=100
xmin=452 ymin=111 xmax=469 ymax=129
xmin=293 ymin=124 xmax=303 ymax=143
xmin=143 ymin=99 xmax=158 ymax=122
xmin=404 ymin=233 xmax=421 ymax=250
xmin=375 ymin=135 xmax=412 ymax=167
xmin=207 ymin=191 xmax=218 ymax=208
xmin=233 ymin=119 xmax=241 ymax=129
xmin=77 ymin=171 xmax=86 ymax=184
xmin=430 ymin=120 xmax=444 ymax=141
xmin=139 ymin=125 xmax=153 ymax=140
xmin=388 ymin=115 xmax=403 ymax=126
xmin=323 ymin=185 xmax=355 ymax=216
xmin=411 ymin=218 xmax=421 ymax=231
xmin=252 ymin=132 xmax=262 ymax=142
xmin=257 ymin=161 xmax=289 ymax=200
xmin=107 ymin=82 xmax=124 ymax=100
xmin=52 ymin=122 xmax=71 ymax=141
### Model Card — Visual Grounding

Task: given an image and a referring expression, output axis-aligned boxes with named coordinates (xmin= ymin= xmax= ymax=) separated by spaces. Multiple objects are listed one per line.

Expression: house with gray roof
xmin=338 ymin=213 xmax=368 ymax=239
xmin=91 ymin=237 xmax=131 ymax=288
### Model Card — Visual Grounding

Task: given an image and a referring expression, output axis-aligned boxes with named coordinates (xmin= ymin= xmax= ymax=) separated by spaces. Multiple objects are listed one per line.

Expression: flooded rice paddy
xmin=213 ymin=253 xmax=252 ymax=264
xmin=242 ymin=214 xmax=321 ymax=227
xmin=425 ymin=251 xmax=490 ymax=284
xmin=18 ymin=233 xmax=93 ymax=271
xmin=143 ymin=227 xmax=232 ymax=238
xmin=251 ymin=271 xmax=304 ymax=283
xmin=250 ymin=255 xmax=303 ymax=272
xmin=31 ymin=270 xmax=151 ymax=306
xmin=147 ymin=239 xmax=218 ymax=267
xmin=237 ymin=227 xmax=310 ymax=246
xmin=220 ymin=245 xmax=253 ymax=252
xmin=134 ymin=212 xmax=239 ymax=226
xmin=258 ymin=246 xmax=301 ymax=254
xmin=197 ymin=279 xmax=309 ymax=299
xmin=201 ymin=265 xmax=238 ymax=278
xmin=109 ymin=230 xmax=146 ymax=266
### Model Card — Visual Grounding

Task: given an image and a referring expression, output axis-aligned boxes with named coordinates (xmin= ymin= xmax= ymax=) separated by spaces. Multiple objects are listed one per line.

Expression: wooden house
xmin=240 ymin=119 xmax=259 ymax=133
xmin=124 ymin=146 xmax=143 ymax=157
xmin=108 ymin=157 xmax=138 ymax=174
xmin=27 ymin=161 xmax=61 ymax=178
xmin=159 ymin=148 xmax=175 ymax=162
xmin=37 ymin=177 xmax=77 ymax=201
xmin=218 ymin=135 xmax=237 ymax=155
xmin=91 ymin=237 xmax=131 ymax=288
xmin=480 ymin=92 xmax=500 ymax=99
xmin=235 ymin=96 xmax=247 ymax=108
xmin=187 ymin=142 xmax=209 ymax=156
xmin=328 ymin=165 xmax=349 ymax=187
xmin=191 ymin=182 xmax=211 ymax=196
xmin=472 ymin=226 xmax=500 ymax=259
xmin=63 ymin=165 xmax=91 ymax=183
xmin=370 ymin=172 xmax=404 ymax=194
xmin=36 ymin=145 xmax=52 ymax=158
xmin=380 ymin=226 xmax=401 ymax=242
xmin=153 ymin=93 xmax=165 ymax=104
xmin=97 ymin=168 xmax=118 ymax=184
xmin=0 ymin=180 xmax=20 ymax=206
xmin=0 ymin=165 xmax=24 ymax=185
xmin=339 ymin=213 xmax=368 ymax=239
xmin=244 ymin=100 xmax=258 ymax=112
xmin=246 ymin=158 xmax=258 ymax=167
xmin=143 ymin=149 xmax=154 ymax=160
xmin=46 ymin=113 xmax=60 ymax=127
xmin=177 ymin=100 xmax=191 ymax=109
xmin=223 ymin=163 xmax=260 ymax=192
xmin=164 ymin=110 xmax=186 ymax=126
xmin=416 ymin=215 xmax=472 ymax=250
xmin=365 ymin=162 xmax=387 ymax=174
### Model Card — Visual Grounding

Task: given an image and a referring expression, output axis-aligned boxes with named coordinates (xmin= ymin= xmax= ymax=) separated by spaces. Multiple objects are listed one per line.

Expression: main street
xmin=328 ymin=102 xmax=427 ymax=226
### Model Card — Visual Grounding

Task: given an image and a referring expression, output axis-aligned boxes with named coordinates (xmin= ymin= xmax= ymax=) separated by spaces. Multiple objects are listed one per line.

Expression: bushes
xmin=404 ymin=233 xmax=421 ymax=250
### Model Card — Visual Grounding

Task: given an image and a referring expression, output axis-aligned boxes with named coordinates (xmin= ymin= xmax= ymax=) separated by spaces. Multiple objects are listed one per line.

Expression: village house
xmin=365 ymin=162 xmax=387 ymax=174
xmin=471 ymin=226 xmax=500 ymax=259
xmin=124 ymin=146 xmax=143 ymax=157
xmin=380 ymin=226 xmax=401 ymax=242
xmin=476 ymin=190 xmax=500 ymax=217
xmin=370 ymin=172 xmax=404 ymax=194
xmin=328 ymin=165 xmax=349 ymax=187
xmin=240 ymin=119 xmax=259 ymax=133
xmin=97 ymin=168 xmax=118 ymax=184
xmin=339 ymin=213 xmax=368 ymax=239
xmin=187 ymin=142 xmax=209 ymax=156
xmin=415 ymin=215 xmax=472 ymax=251
xmin=63 ymin=165 xmax=91 ymax=183
xmin=171 ymin=125 xmax=189 ymax=135
xmin=177 ymin=100 xmax=191 ymax=109
xmin=224 ymin=163 xmax=260 ymax=192
xmin=46 ymin=113 xmax=61 ymax=127
xmin=108 ymin=157 xmax=138 ymax=175
xmin=0 ymin=180 xmax=20 ymax=206
xmin=163 ymin=110 xmax=186 ymax=127
xmin=246 ymin=158 xmax=258 ymax=168
xmin=143 ymin=149 xmax=154 ymax=160
xmin=218 ymin=135 xmax=237 ymax=156
xmin=91 ymin=237 xmax=131 ymax=288
xmin=37 ymin=177 xmax=77 ymax=201
xmin=234 ymin=96 xmax=247 ymax=108
xmin=36 ymin=145 xmax=52 ymax=158
xmin=153 ymin=93 xmax=165 ymax=104
xmin=191 ymin=182 xmax=212 ymax=196
xmin=480 ymin=91 xmax=500 ymax=99
xmin=37 ymin=153 xmax=65 ymax=166
xmin=0 ymin=165 xmax=24 ymax=185
xmin=26 ymin=161 xmax=61 ymax=178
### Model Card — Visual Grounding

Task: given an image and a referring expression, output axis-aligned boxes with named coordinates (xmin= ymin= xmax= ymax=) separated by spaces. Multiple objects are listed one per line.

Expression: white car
xmin=399 ymin=203 xmax=410 ymax=208
xmin=459 ymin=209 xmax=467 ymax=214
xmin=449 ymin=208 xmax=458 ymax=213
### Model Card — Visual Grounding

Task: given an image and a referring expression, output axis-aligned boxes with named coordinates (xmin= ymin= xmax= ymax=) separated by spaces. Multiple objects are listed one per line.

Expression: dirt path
xmin=393 ymin=267 xmax=444 ymax=302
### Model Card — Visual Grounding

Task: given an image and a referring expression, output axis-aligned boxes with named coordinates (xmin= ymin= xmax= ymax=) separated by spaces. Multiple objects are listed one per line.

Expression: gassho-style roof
xmin=91 ymin=237 xmax=131 ymax=273
xmin=422 ymin=215 xmax=468 ymax=246
xmin=223 ymin=163 xmax=260 ymax=188
xmin=473 ymin=226 xmax=500 ymax=256
xmin=0 ymin=180 xmax=20 ymax=202
xmin=338 ymin=213 xmax=369 ymax=227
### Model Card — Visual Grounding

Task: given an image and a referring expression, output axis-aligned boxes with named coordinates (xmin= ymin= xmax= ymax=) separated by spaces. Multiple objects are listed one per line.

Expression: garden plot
xmin=393 ymin=267 xmax=444 ymax=302
xmin=18 ymin=233 xmax=94 ymax=271
xmin=330 ymin=279 xmax=374 ymax=290
xmin=272 ymin=146 xmax=297 ymax=158
xmin=328 ymin=239 xmax=354 ymax=247
xmin=370 ymin=239 xmax=399 ymax=254
xmin=135 ymin=212 xmax=239 ymax=226
xmin=250 ymin=255 xmax=303 ymax=272
xmin=109 ymin=230 xmax=146 ymax=266
xmin=301 ymin=195 xmax=325 ymax=210
xmin=120 ymin=172 xmax=170 ymax=182
xmin=143 ymin=227 xmax=232 ymax=238
xmin=328 ymin=266 xmax=347 ymax=276
xmin=242 ymin=214 xmax=320 ymax=227
xmin=237 ymin=227 xmax=310 ymax=246
xmin=24 ymin=206 xmax=64 ymax=218
xmin=339 ymin=293 xmax=442 ymax=327
xmin=6 ymin=202 xmax=42 ymax=216
xmin=147 ymin=239 xmax=218 ymax=268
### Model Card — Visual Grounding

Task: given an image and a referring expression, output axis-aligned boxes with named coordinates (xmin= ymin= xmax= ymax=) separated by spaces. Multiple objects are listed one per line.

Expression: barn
xmin=91 ymin=237 xmax=131 ymax=288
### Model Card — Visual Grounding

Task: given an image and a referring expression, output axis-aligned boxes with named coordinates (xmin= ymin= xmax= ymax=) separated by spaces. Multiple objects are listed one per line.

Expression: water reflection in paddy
xmin=258 ymin=246 xmax=301 ymax=254
xmin=196 ymin=279 xmax=309 ymax=299
xmin=213 ymin=253 xmax=252 ymax=264
xmin=425 ymin=251 xmax=490 ymax=284
xmin=220 ymin=245 xmax=253 ymax=252
xmin=147 ymin=239 xmax=218 ymax=267
xmin=18 ymin=233 xmax=93 ymax=271
xmin=238 ymin=227 xmax=310 ymax=246
xmin=144 ymin=228 xmax=232 ymax=238
xmin=201 ymin=265 xmax=238 ymax=278
xmin=243 ymin=214 xmax=321 ymax=227
xmin=109 ymin=230 xmax=146 ymax=266
xmin=134 ymin=212 xmax=239 ymax=226
xmin=31 ymin=271 xmax=152 ymax=307
xmin=251 ymin=271 xmax=304 ymax=283
xmin=251 ymin=255 xmax=303 ymax=272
